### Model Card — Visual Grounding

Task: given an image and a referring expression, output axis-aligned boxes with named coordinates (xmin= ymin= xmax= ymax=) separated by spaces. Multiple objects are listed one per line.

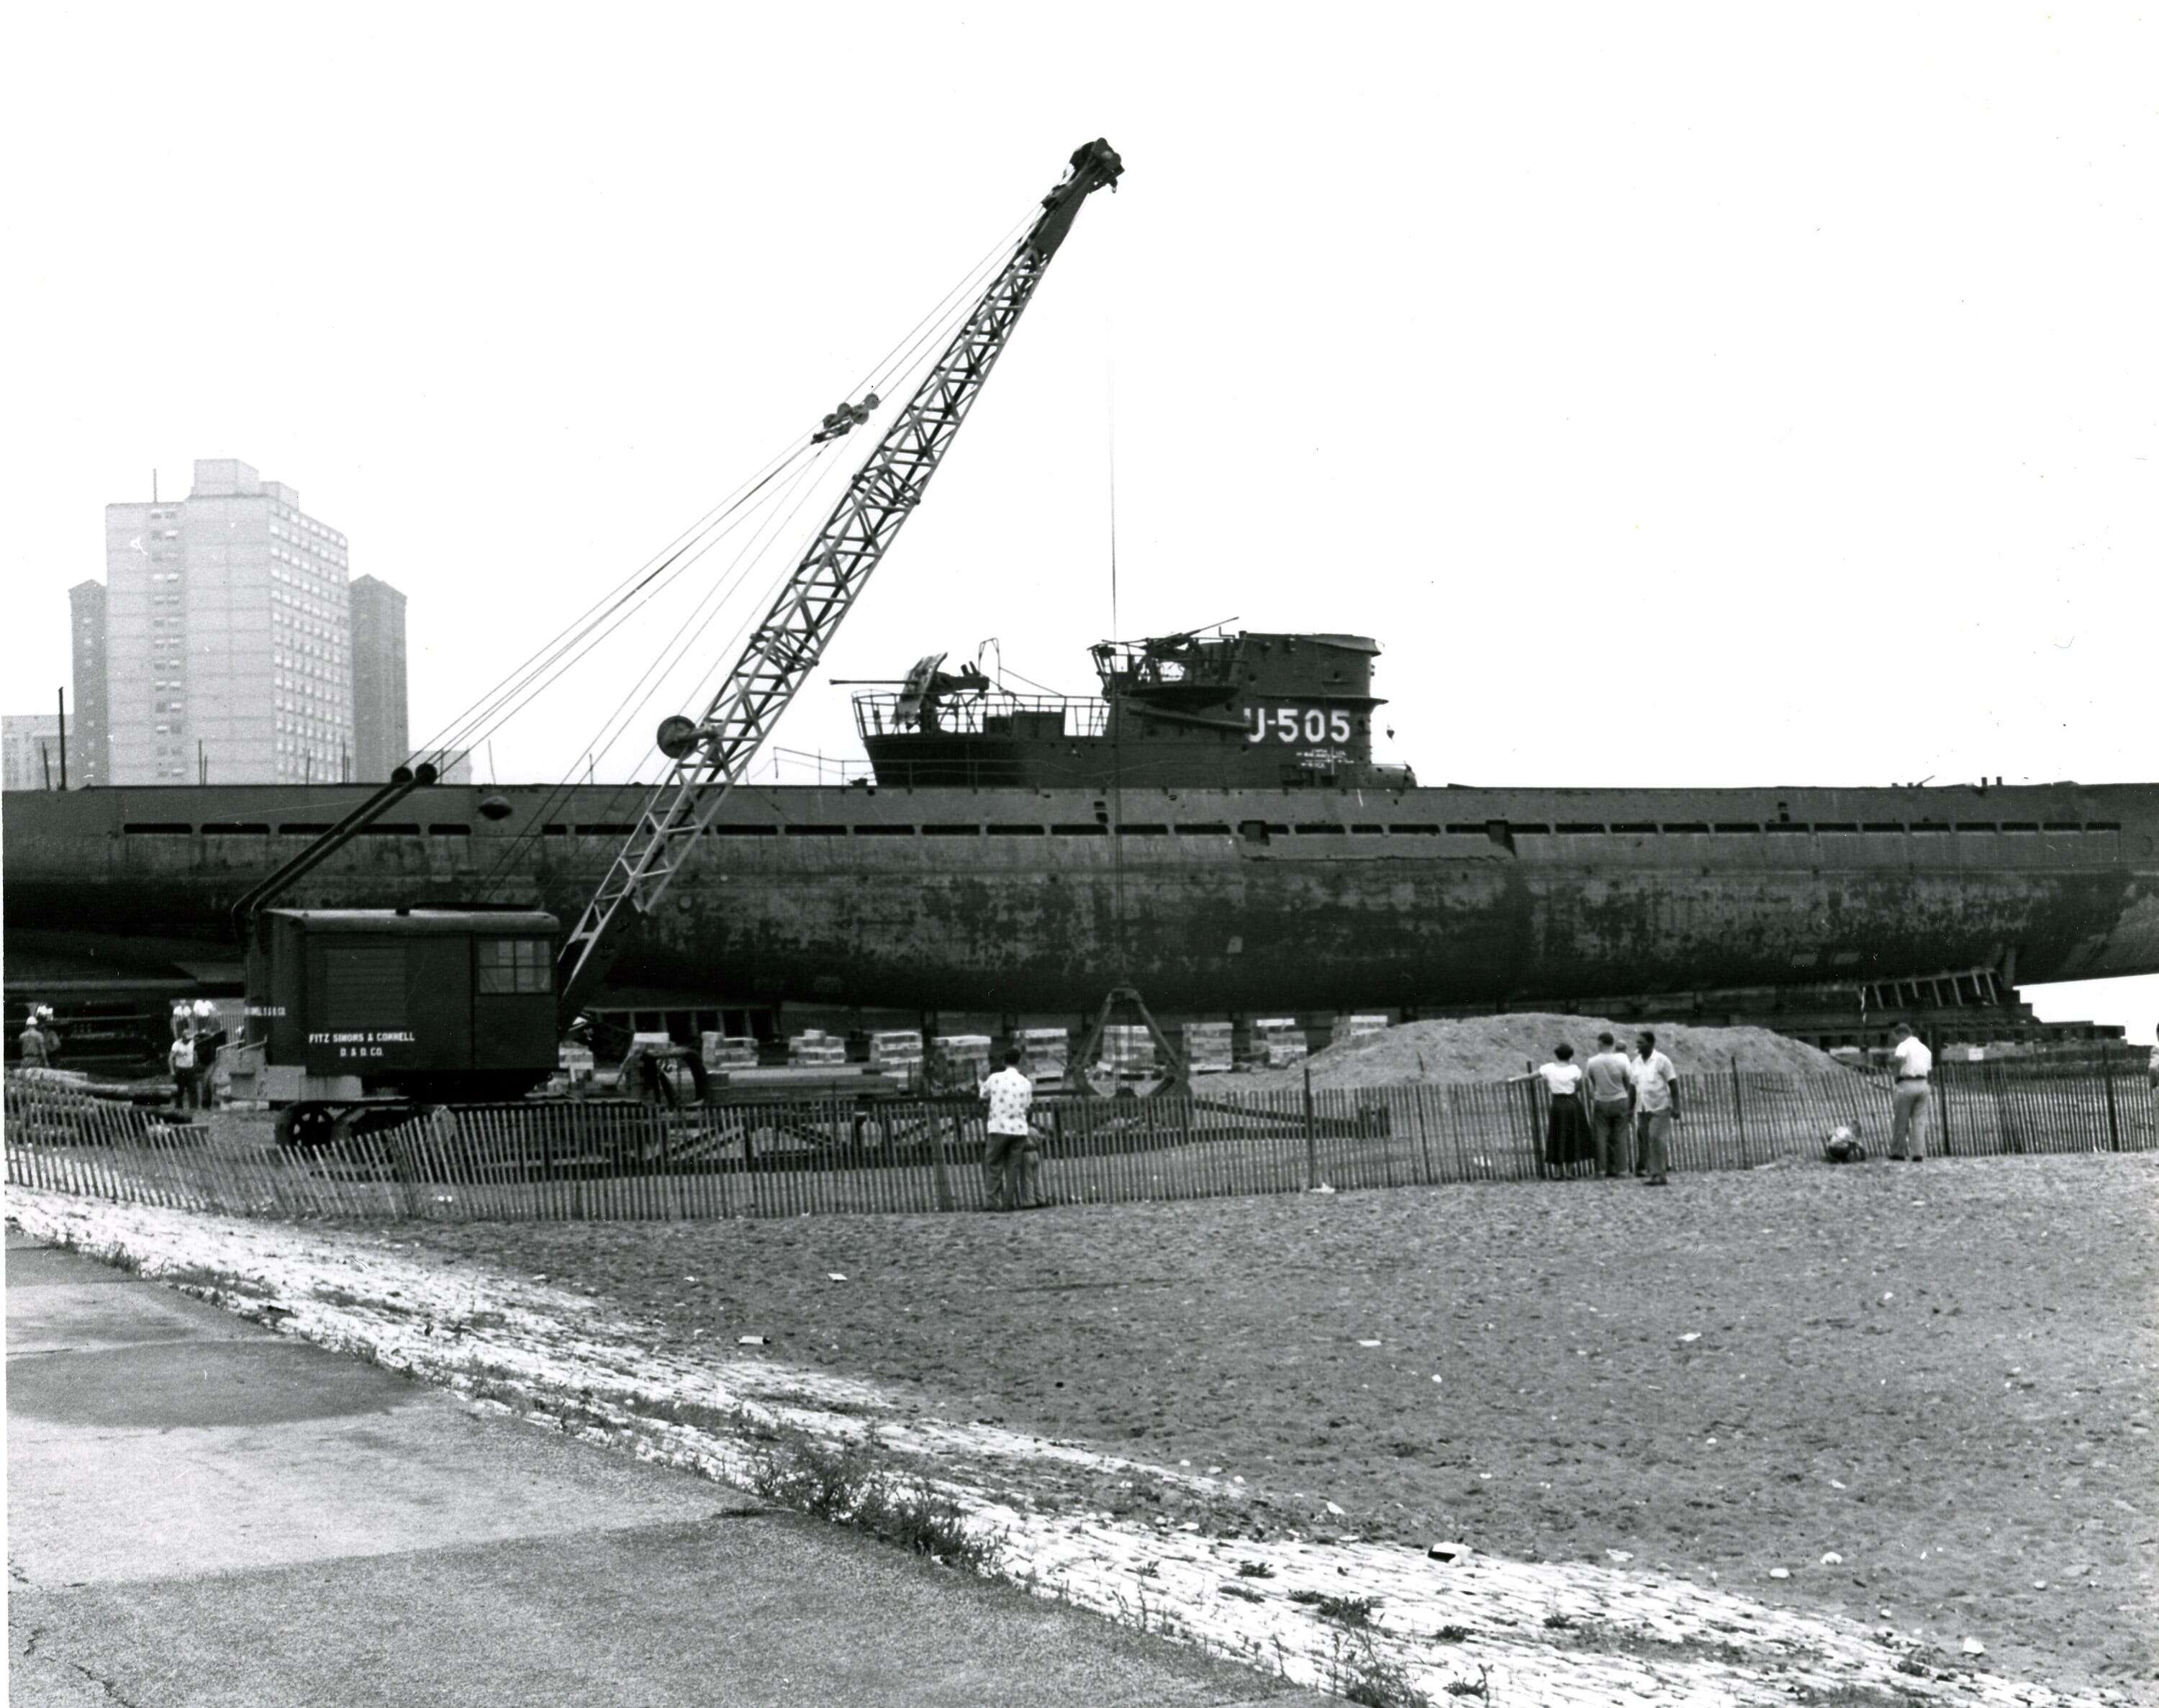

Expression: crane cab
xmin=238 ymin=907 xmax=561 ymax=1143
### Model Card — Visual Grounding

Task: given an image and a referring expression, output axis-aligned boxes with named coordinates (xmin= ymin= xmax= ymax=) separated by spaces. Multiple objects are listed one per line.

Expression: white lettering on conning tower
xmin=1245 ymin=707 xmax=1352 ymax=745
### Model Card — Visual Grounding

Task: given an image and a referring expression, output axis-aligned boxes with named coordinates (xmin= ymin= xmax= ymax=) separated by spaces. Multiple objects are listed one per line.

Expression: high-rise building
xmin=1 ymin=713 xmax=63 ymax=791
xmin=68 ymin=580 xmax=108 ymax=786
xmin=101 ymin=459 xmax=356 ymax=785
xmin=349 ymin=574 xmax=409 ymax=782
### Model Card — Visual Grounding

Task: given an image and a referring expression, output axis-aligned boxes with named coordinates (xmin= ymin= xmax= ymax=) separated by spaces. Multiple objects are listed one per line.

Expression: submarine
xmin=6 ymin=627 xmax=2155 ymax=1062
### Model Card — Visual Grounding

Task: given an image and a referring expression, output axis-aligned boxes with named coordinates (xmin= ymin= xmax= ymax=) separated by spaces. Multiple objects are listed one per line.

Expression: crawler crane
xmin=234 ymin=141 xmax=1124 ymax=1143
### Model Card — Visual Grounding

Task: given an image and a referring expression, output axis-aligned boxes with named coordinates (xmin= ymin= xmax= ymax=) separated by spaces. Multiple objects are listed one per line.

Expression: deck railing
xmin=8 ymin=1061 xmax=2155 ymax=1225
xmin=851 ymin=690 xmax=1108 ymax=741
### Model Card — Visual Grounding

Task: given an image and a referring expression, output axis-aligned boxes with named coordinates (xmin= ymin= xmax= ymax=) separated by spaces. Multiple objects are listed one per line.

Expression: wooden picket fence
xmin=7 ymin=1059 xmax=2155 ymax=1225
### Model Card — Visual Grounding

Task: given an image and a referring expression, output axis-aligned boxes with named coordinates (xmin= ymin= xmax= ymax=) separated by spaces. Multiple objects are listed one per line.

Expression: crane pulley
xmin=811 ymin=391 xmax=881 ymax=443
xmin=555 ymin=139 xmax=1123 ymax=1023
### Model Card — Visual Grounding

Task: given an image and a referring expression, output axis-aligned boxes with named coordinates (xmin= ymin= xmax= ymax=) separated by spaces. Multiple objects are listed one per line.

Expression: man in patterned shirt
xmin=978 ymin=1048 xmax=1040 ymax=1211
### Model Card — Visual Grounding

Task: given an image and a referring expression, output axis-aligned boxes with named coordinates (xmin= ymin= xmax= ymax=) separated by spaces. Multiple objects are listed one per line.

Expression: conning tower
xmin=854 ymin=630 xmax=1410 ymax=789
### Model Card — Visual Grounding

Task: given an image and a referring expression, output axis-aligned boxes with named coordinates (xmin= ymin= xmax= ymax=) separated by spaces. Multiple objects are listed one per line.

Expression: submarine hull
xmin=6 ymin=780 xmax=2155 ymax=1016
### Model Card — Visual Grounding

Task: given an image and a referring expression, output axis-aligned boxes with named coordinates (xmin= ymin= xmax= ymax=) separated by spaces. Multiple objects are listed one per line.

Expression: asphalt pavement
xmin=5 ymin=1227 xmax=1313 ymax=1707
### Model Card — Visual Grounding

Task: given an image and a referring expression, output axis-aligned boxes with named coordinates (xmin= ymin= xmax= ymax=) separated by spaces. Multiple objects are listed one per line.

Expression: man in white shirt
xmin=1628 ymin=1030 xmax=1680 ymax=1186
xmin=977 ymin=1048 xmax=1040 ymax=1210
xmin=168 ymin=1028 xmax=197 ymax=1109
xmin=1888 ymin=1022 xmax=1933 ymax=1160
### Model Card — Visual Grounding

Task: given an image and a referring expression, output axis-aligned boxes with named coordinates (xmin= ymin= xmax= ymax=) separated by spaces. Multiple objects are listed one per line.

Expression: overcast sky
xmin=4 ymin=4 xmax=2152 ymax=1038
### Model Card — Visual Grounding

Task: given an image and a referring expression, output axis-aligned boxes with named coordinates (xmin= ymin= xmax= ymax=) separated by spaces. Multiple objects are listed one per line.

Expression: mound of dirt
xmin=1234 ymin=1012 xmax=1846 ymax=1093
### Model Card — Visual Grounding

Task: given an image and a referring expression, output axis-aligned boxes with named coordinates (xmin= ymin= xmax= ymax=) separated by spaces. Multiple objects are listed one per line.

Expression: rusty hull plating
xmin=6 ymin=775 xmax=2155 ymax=1016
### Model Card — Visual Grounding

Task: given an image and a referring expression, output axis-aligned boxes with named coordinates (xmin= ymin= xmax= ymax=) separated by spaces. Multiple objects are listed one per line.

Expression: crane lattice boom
xmin=556 ymin=140 xmax=1122 ymax=1021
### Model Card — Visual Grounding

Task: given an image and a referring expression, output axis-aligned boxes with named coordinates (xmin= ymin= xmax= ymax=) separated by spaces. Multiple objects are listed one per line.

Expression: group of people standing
xmin=1535 ymin=1030 xmax=1681 ymax=1184
xmin=1534 ymin=1015 xmax=2159 ymax=1176
xmin=168 ymin=1000 xmax=227 ymax=1110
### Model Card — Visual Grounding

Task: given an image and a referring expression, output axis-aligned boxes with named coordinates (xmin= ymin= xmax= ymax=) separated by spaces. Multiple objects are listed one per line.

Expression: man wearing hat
xmin=19 ymin=1005 xmax=55 ymax=1070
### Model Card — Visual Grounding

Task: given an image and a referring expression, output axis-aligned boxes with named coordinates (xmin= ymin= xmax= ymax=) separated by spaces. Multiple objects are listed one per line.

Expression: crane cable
xmin=464 ymin=445 xmax=830 ymax=785
xmin=465 ymin=210 xmax=1046 ymax=898
xmin=559 ymin=199 xmax=1051 ymax=794
xmin=470 ymin=447 xmax=839 ymax=899
xmin=1105 ymin=321 xmax=1130 ymax=988
xmin=420 ymin=207 xmax=1035 ymax=768
xmin=406 ymin=207 xmax=1038 ymax=776
xmin=505 ymin=443 xmax=842 ymax=850
xmin=407 ymin=437 xmax=813 ymax=771
xmin=568 ymin=223 xmax=1033 ymax=792
xmin=570 ymin=454 xmax=834 ymax=783
xmin=418 ymin=445 xmax=820 ymax=773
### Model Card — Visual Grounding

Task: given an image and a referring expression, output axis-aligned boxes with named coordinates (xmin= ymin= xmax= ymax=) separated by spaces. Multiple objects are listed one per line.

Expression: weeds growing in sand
xmin=1790 ymin=1686 xmax=1921 ymax=1707
xmin=1314 ymin=1593 xmax=1380 ymax=1629
xmin=1328 ymin=1631 xmax=1434 ymax=1708
xmin=747 ymin=1429 xmax=998 ymax=1573
xmin=163 ymin=1263 xmax=278 ymax=1299
xmin=612 ymin=1390 xmax=751 ymax=1437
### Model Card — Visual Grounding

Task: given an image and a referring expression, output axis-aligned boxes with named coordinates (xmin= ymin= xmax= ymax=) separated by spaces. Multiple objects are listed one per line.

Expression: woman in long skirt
xmin=1538 ymin=1043 xmax=1593 ymax=1176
